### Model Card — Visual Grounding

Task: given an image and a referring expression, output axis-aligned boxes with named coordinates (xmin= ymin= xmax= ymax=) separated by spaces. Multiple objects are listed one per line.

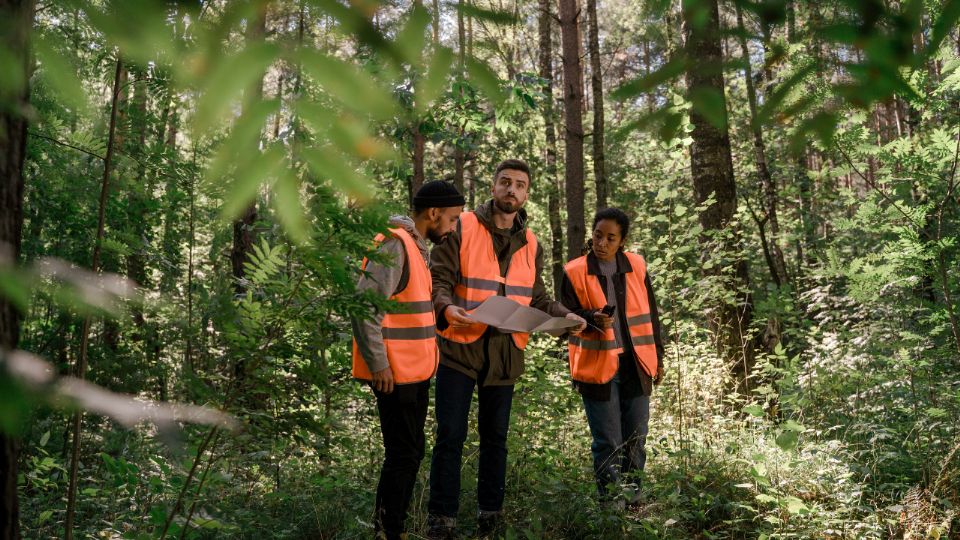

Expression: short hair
xmin=592 ymin=207 xmax=631 ymax=239
xmin=493 ymin=159 xmax=532 ymax=182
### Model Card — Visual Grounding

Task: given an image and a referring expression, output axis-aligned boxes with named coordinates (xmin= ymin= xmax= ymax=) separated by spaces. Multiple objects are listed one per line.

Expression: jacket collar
xmin=474 ymin=199 xmax=528 ymax=239
xmin=586 ymin=250 xmax=633 ymax=276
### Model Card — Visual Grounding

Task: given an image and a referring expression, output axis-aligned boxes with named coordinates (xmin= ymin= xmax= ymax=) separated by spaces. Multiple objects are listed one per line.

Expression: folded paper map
xmin=468 ymin=295 xmax=580 ymax=336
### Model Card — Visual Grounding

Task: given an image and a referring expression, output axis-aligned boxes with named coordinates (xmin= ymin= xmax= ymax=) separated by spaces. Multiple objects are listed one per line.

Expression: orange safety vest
xmin=352 ymin=227 xmax=439 ymax=384
xmin=564 ymin=252 xmax=658 ymax=384
xmin=436 ymin=211 xmax=538 ymax=350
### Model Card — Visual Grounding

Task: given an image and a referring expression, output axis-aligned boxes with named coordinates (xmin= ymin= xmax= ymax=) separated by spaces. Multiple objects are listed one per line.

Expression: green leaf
xmin=928 ymin=0 xmax=960 ymax=55
xmin=33 ymin=34 xmax=90 ymax=115
xmin=416 ymin=46 xmax=455 ymax=112
xmin=782 ymin=419 xmax=804 ymax=432
xmin=689 ymin=87 xmax=728 ymax=130
xmin=217 ymin=145 xmax=285 ymax=221
xmin=454 ymin=2 xmax=520 ymax=25
xmin=755 ymin=493 xmax=777 ymax=504
xmin=784 ymin=496 xmax=809 ymax=515
xmin=743 ymin=404 xmax=765 ymax=417
xmin=299 ymin=50 xmax=397 ymax=121
xmin=612 ymin=57 xmax=687 ymax=101
xmin=0 ymin=268 xmax=32 ymax=313
xmin=206 ymin=99 xmax=281 ymax=184
xmin=300 ymin=145 xmax=374 ymax=200
xmin=193 ymin=42 xmax=279 ymax=133
xmin=466 ymin=57 xmax=505 ymax=105
xmin=0 ymin=45 xmax=26 ymax=100
xmin=395 ymin=4 xmax=432 ymax=65
xmin=775 ymin=429 xmax=799 ymax=451
xmin=85 ymin=0 xmax=178 ymax=67
xmin=39 ymin=431 xmax=50 ymax=447
xmin=271 ymin=171 xmax=309 ymax=245
xmin=756 ymin=64 xmax=815 ymax=125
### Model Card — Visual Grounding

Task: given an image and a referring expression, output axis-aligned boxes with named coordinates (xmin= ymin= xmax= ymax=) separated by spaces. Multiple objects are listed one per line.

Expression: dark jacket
xmin=431 ymin=199 xmax=570 ymax=386
xmin=560 ymin=250 xmax=664 ymax=400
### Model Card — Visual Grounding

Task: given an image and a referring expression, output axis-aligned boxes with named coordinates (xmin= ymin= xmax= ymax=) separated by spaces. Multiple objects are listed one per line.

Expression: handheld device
xmin=600 ymin=304 xmax=615 ymax=316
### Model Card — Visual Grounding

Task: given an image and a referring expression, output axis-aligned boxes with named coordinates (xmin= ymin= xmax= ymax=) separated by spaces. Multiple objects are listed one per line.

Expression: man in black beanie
xmin=351 ymin=180 xmax=465 ymax=539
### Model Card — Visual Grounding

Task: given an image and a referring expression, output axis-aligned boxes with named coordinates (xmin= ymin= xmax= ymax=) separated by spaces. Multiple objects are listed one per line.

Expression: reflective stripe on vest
xmin=352 ymin=227 xmax=439 ymax=384
xmin=564 ymin=252 xmax=658 ymax=384
xmin=436 ymin=211 xmax=538 ymax=349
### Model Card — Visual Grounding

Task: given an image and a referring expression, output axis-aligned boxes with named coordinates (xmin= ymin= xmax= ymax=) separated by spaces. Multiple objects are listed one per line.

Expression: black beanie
xmin=413 ymin=180 xmax=465 ymax=208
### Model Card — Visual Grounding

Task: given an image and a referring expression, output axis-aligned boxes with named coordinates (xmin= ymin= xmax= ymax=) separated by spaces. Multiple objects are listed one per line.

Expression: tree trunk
xmin=412 ymin=122 xmax=426 ymax=198
xmin=230 ymin=5 xmax=267 ymax=295
xmin=682 ymin=0 xmax=754 ymax=394
xmin=558 ymin=0 xmax=586 ymax=259
xmin=65 ymin=54 xmax=124 ymax=540
xmin=540 ymin=0 xmax=565 ymax=296
xmin=452 ymin=0 xmax=467 ymax=195
xmin=0 ymin=2 xmax=33 ymax=537
xmin=734 ymin=5 xmax=787 ymax=287
xmin=586 ymin=0 xmax=606 ymax=210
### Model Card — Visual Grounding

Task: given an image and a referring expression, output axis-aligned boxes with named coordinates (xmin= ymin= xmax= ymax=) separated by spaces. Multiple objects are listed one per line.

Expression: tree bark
xmin=682 ymin=0 xmax=754 ymax=393
xmin=734 ymin=5 xmax=787 ymax=287
xmin=558 ymin=0 xmax=586 ymax=259
xmin=540 ymin=0 xmax=564 ymax=296
xmin=452 ymin=0 xmax=467 ymax=195
xmin=65 ymin=54 xmax=124 ymax=540
xmin=586 ymin=0 xmax=606 ymax=210
xmin=0 ymin=2 xmax=33 ymax=537
xmin=230 ymin=6 xmax=267 ymax=294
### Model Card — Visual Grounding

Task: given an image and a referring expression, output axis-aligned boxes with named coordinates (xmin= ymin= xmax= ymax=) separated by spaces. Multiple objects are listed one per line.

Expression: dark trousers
xmin=374 ymin=380 xmax=430 ymax=537
xmin=581 ymin=372 xmax=650 ymax=496
xmin=428 ymin=364 xmax=514 ymax=518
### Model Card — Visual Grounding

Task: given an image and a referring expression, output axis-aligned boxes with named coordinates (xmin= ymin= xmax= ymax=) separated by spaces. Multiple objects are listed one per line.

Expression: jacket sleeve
xmin=530 ymin=243 xmax=571 ymax=317
xmin=430 ymin=223 xmax=461 ymax=331
xmin=645 ymin=272 xmax=665 ymax=368
xmin=350 ymin=238 xmax=405 ymax=373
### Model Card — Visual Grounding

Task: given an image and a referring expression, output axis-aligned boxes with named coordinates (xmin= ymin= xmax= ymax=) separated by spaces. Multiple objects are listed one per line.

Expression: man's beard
xmin=427 ymin=228 xmax=448 ymax=244
xmin=494 ymin=197 xmax=521 ymax=214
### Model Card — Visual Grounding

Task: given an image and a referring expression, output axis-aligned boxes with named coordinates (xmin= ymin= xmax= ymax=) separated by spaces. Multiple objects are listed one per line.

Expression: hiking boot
xmin=426 ymin=515 xmax=457 ymax=540
xmin=476 ymin=510 xmax=503 ymax=538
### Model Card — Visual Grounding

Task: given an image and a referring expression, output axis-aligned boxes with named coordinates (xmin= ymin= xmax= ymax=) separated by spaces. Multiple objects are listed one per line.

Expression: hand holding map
xmin=468 ymin=296 xmax=580 ymax=336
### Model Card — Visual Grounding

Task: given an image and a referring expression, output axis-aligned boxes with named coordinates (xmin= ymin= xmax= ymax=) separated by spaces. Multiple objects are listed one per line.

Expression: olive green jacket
xmin=431 ymin=200 xmax=569 ymax=386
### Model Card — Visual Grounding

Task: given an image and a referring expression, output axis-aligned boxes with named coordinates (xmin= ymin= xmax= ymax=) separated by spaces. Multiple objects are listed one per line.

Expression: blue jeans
xmin=581 ymin=373 xmax=650 ymax=495
xmin=428 ymin=364 xmax=515 ymax=518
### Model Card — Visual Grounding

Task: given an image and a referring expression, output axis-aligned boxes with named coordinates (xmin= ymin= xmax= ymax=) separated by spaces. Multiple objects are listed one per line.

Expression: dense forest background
xmin=1 ymin=0 xmax=959 ymax=538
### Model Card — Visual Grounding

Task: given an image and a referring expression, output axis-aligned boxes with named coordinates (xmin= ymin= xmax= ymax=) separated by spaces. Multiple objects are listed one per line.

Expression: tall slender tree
xmin=65 ymin=55 xmax=125 ymax=540
xmin=230 ymin=6 xmax=267 ymax=294
xmin=586 ymin=0 xmax=606 ymax=210
xmin=0 ymin=2 xmax=34 ymax=536
xmin=539 ymin=0 xmax=564 ymax=295
xmin=558 ymin=0 xmax=585 ymax=259
xmin=734 ymin=4 xmax=788 ymax=288
xmin=682 ymin=0 xmax=754 ymax=391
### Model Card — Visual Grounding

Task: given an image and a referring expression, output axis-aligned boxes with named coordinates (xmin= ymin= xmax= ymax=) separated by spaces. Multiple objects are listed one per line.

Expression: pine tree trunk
xmin=682 ymin=0 xmax=754 ymax=394
xmin=586 ymin=0 xmax=606 ymax=210
xmin=452 ymin=0 xmax=466 ymax=195
xmin=230 ymin=6 xmax=267 ymax=295
xmin=0 ymin=2 xmax=33 ymax=537
xmin=65 ymin=54 xmax=124 ymax=540
xmin=540 ymin=0 xmax=564 ymax=295
xmin=558 ymin=0 xmax=586 ymax=259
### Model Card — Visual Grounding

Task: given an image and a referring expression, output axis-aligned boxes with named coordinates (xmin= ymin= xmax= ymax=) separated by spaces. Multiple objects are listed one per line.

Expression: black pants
xmin=428 ymin=364 xmax=515 ymax=518
xmin=374 ymin=380 xmax=430 ymax=537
